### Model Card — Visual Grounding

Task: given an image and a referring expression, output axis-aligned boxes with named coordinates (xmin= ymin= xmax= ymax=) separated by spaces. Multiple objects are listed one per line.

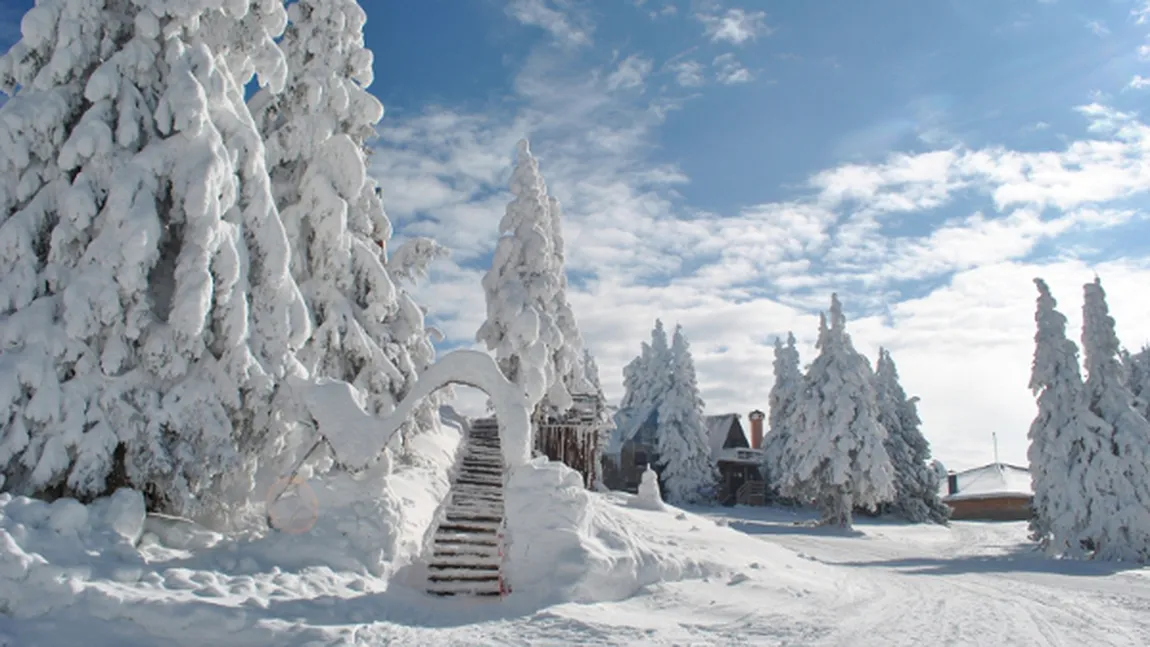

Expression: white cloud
xmin=670 ymin=59 xmax=706 ymax=87
xmin=1129 ymin=75 xmax=1150 ymax=89
xmin=506 ymin=0 xmax=591 ymax=46
xmin=607 ymin=55 xmax=654 ymax=91
xmin=1086 ymin=20 xmax=1110 ymax=37
xmin=713 ymin=53 xmax=752 ymax=84
xmin=697 ymin=8 xmax=771 ymax=45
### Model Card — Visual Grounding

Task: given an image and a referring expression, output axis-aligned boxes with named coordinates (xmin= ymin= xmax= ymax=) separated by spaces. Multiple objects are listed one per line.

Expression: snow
xmin=631 ymin=464 xmax=665 ymax=511
xmin=943 ymin=463 xmax=1034 ymax=502
xmin=704 ymin=413 xmax=742 ymax=457
xmin=4 ymin=488 xmax=1150 ymax=645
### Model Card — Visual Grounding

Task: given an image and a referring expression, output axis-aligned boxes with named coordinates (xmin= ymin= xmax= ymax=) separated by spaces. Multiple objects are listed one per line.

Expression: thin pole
xmin=992 ymin=432 xmax=1000 ymax=466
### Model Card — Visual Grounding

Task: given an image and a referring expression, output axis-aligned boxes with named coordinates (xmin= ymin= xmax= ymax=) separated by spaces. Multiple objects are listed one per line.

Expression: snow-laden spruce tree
xmin=1027 ymin=278 xmax=1097 ymax=555
xmin=478 ymin=140 xmax=576 ymax=413
xmin=615 ymin=341 xmax=655 ymax=442
xmin=782 ymin=295 xmax=895 ymax=528
xmin=656 ymin=325 xmax=719 ymax=504
xmin=248 ymin=0 xmax=445 ymax=466
xmin=547 ymin=195 xmax=590 ymax=401
xmin=874 ymin=348 xmax=949 ymax=524
xmin=0 ymin=0 xmax=310 ymax=519
xmin=1124 ymin=346 xmax=1150 ymax=421
xmin=1078 ymin=278 xmax=1150 ymax=561
xmin=762 ymin=332 xmax=803 ymax=497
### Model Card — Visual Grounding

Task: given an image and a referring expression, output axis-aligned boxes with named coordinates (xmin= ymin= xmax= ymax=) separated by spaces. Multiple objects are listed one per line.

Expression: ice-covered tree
xmin=1027 ymin=278 xmax=1096 ymax=555
xmin=656 ymin=325 xmax=718 ymax=504
xmin=613 ymin=320 xmax=671 ymax=445
xmin=874 ymin=348 xmax=948 ymax=524
xmin=1078 ymin=278 xmax=1150 ymax=561
xmin=582 ymin=348 xmax=614 ymax=487
xmin=248 ymin=0 xmax=445 ymax=464
xmin=762 ymin=332 xmax=802 ymax=496
xmin=781 ymin=295 xmax=895 ymax=528
xmin=0 ymin=0 xmax=310 ymax=520
xmin=547 ymin=196 xmax=589 ymax=400
xmin=477 ymin=140 xmax=576 ymax=413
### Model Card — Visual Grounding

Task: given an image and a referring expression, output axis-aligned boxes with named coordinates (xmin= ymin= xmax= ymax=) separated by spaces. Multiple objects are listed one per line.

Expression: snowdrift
xmin=504 ymin=457 xmax=837 ymax=605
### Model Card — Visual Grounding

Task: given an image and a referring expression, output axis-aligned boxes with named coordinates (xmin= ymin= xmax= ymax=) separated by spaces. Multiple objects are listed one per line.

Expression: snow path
xmin=5 ymin=504 xmax=1150 ymax=646
xmin=704 ymin=507 xmax=1150 ymax=647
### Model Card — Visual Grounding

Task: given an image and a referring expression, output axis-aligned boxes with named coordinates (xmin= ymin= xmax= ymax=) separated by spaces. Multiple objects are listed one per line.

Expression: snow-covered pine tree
xmin=248 ymin=0 xmax=445 ymax=467
xmin=617 ymin=320 xmax=673 ymax=442
xmin=582 ymin=348 xmax=615 ymax=488
xmin=0 ymin=0 xmax=310 ymax=520
xmin=1124 ymin=346 xmax=1150 ymax=421
xmin=1078 ymin=278 xmax=1150 ymax=561
xmin=1027 ymin=278 xmax=1096 ymax=555
xmin=783 ymin=295 xmax=895 ymax=528
xmin=477 ymin=140 xmax=572 ymax=413
xmin=763 ymin=332 xmax=802 ymax=498
xmin=656 ymin=325 xmax=718 ymax=504
xmin=547 ymin=195 xmax=589 ymax=402
xmin=874 ymin=348 xmax=949 ymax=524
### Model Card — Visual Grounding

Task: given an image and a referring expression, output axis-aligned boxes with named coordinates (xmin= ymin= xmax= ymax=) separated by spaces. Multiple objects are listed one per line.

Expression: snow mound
xmin=504 ymin=458 xmax=831 ymax=605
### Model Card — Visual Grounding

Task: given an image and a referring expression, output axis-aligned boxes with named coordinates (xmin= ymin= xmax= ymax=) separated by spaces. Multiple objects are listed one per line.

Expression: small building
xmin=706 ymin=411 xmax=766 ymax=506
xmin=942 ymin=463 xmax=1033 ymax=521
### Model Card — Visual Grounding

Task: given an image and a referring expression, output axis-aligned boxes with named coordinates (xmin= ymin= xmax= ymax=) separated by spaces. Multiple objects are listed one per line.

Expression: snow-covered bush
xmin=0 ymin=0 xmax=309 ymax=520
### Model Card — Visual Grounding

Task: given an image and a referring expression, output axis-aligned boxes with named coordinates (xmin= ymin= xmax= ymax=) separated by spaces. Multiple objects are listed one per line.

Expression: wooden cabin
xmin=941 ymin=463 xmax=1033 ymax=521
xmin=706 ymin=411 xmax=766 ymax=506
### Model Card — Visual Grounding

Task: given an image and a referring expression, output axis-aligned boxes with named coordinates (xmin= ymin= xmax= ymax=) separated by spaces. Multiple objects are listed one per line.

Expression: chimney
xmin=947 ymin=471 xmax=959 ymax=496
xmin=748 ymin=410 xmax=765 ymax=449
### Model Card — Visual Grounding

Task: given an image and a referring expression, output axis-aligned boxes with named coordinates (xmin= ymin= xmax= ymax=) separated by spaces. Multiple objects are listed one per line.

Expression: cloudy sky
xmin=362 ymin=0 xmax=1150 ymax=472
xmin=4 ymin=0 xmax=1148 ymax=471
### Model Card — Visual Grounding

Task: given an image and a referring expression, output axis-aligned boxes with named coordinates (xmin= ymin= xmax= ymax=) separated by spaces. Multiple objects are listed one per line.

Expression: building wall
xmin=947 ymin=496 xmax=1032 ymax=521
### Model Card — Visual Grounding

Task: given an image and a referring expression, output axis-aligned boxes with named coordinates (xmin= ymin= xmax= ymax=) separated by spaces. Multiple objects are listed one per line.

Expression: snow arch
xmin=297 ymin=350 xmax=534 ymax=470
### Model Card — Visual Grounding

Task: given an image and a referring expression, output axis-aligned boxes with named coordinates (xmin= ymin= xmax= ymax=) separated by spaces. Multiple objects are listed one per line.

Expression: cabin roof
xmin=942 ymin=462 xmax=1032 ymax=502
xmin=704 ymin=414 xmax=748 ymax=458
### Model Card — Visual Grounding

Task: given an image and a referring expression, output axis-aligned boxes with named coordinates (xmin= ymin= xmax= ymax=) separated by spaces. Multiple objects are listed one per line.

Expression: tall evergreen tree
xmin=0 ymin=0 xmax=309 ymax=519
xmin=874 ymin=348 xmax=949 ymax=524
xmin=781 ymin=295 xmax=895 ymax=528
xmin=477 ymin=140 xmax=576 ymax=412
xmin=763 ymin=332 xmax=802 ymax=497
xmin=1124 ymin=346 xmax=1150 ymax=421
xmin=1078 ymin=278 xmax=1150 ymax=561
xmin=656 ymin=325 xmax=718 ymax=504
xmin=249 ymin=0 xmax=445 ymax=463
xmin=1027 ymin=278 xmax=1096 ymax=555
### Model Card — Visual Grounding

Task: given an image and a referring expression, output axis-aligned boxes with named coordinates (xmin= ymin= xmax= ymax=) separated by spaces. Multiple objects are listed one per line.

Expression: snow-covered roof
xmin=942 ymin=463 xmax=1032 ymax=502
xmin=705 ymin=414 xmax=746 ymax=458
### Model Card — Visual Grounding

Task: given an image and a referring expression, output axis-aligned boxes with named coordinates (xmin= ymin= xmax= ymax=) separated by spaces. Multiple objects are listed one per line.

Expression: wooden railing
xmin=736 ymin=480 xmax=766 ymax=506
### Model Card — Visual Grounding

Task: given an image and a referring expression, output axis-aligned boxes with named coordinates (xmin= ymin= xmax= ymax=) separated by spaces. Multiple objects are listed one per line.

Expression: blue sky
xmin=4 ymin=0 xmax=1150 ymax=470
xmin=363 ymin=0 xmax=1150 ymax=470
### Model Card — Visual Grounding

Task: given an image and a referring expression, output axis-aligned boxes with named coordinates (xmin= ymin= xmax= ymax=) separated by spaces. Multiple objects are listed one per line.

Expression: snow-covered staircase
xmin=426 ymin=417 xmax=507 ymax=598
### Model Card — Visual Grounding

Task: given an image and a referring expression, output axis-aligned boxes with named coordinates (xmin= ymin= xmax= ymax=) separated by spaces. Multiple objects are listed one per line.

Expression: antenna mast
xmin=992 ymin=432 xmax=1000 ymax=466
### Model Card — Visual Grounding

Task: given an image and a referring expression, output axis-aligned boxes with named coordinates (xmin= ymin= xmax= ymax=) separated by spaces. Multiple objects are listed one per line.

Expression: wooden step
xmin=429 ymin=571 xmax=502 ymax=583
xmin=445 ymin=512 xmax=502 ymax=524
xmin=437 ymin=521 xmax=501 ymax=534
xmin=428 ymin=562 xmax=500 ymax=573
xmin=434 ymin=534 xmax=499 ymax=547
xmin=431 ymin=551 xmax=501 ymax=564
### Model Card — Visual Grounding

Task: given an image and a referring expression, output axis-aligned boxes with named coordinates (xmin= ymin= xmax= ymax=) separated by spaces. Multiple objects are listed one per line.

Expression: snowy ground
xmin=3 ymin=491 xmax=1149 ymax=646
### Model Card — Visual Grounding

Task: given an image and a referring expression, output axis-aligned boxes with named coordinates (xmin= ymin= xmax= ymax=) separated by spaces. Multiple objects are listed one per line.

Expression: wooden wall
xmin=947 ymin=496 xmax=1032 ymax=521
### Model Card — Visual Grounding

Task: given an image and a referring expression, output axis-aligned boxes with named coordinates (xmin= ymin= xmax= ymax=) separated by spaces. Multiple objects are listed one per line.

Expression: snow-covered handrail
xmin=296 ymin=350 xmax=534 ymax=470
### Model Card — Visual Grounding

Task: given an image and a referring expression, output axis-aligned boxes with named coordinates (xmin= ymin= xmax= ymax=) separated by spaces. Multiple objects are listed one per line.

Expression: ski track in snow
xmin=5 ymin=506 xmax=1150 ymax=646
